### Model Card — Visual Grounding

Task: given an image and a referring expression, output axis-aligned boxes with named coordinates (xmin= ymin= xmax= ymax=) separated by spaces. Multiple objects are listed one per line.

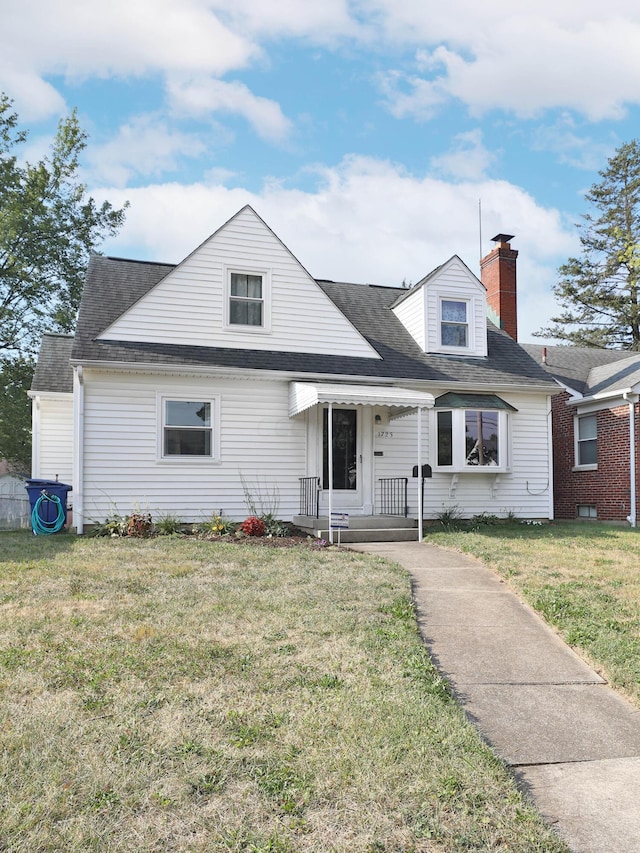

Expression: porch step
xmin=313 ymin=527 xmax=421 ymax=543
xmin=293 ymin=515 xmax=420 ymax=543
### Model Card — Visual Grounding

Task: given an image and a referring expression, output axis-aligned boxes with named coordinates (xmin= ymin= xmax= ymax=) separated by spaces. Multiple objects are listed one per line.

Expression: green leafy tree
xmin=0 ymin=93 xmax=127 ymax=468
xmin=0 ymin=94 xmax=127 ymax=357
xmin=0 ymin=358 xmax=32 ymax=472
xmin=537 ymin=140 xmax=640 ymax=349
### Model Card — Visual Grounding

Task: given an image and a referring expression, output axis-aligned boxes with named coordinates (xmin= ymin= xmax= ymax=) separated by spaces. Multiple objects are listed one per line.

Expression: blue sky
xmin=4 ymin=0 xmax=640 ymax=342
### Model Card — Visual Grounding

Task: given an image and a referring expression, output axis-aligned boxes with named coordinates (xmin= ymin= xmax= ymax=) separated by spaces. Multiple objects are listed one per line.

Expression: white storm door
xmin=319 ymin=406 xmax=363 ymax=509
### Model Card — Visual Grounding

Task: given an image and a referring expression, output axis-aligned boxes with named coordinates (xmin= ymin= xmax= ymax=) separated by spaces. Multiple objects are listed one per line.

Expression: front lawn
xmin=429 ymin=520 xmax=640 ymax=707
xmin=0 ymin=532 xmax=567 ymax=852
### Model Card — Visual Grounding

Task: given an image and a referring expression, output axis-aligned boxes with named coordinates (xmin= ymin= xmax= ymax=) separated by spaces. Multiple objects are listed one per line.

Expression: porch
xmin=289 ymin=381 xmax=436 ymax=543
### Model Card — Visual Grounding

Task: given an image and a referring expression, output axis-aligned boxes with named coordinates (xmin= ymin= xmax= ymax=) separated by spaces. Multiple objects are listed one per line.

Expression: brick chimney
xmin=480 ymin=233 xmax=518 ymax=341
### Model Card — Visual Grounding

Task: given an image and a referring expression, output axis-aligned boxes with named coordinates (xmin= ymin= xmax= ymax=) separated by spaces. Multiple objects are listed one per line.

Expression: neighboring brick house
xmin=521 ymin=344 xmax=640 ymax=524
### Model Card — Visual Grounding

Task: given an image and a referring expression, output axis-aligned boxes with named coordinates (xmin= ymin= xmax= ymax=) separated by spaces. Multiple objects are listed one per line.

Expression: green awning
xmin=435 ymin=392 xmax=518 ymax=411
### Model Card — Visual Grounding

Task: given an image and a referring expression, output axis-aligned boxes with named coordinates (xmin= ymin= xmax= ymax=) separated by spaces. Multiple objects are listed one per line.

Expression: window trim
xmin=573 ymin=413 xmax=598 ymax=470
xmin=224 ymin=265 xmax=272 ymax=333
xmin=157 ymin=393 xmax=220 ymax=464
xmin=433 ymin=407 xmax=511 ymax=473
xmin=438 ymin=296 xmax=473 ymax=352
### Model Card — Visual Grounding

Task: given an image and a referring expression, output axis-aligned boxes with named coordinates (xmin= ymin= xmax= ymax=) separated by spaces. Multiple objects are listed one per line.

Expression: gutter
xmin=67 ymin=358 xmax=556 ymax=394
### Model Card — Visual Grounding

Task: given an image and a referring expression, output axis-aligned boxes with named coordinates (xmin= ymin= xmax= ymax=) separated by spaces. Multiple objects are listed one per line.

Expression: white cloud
xmin=4 ymin=0 xmax=640 ymax=127
xmin=92 ymin=155 xmax=577 ymax=341
xmin=374 ymin=2 xmax=640 ymax=121
xmin=85 ymin=115 xmax=208 ymax=186
xmin=430 ymin=130 xmax=496 ymax=181
xmin=210 ymin=0 xmax=360 ymax=42
xmin=1 ymin=0 xmax=257 ymax=119
xmin=166 ymin=77 xmax=292 ymax=143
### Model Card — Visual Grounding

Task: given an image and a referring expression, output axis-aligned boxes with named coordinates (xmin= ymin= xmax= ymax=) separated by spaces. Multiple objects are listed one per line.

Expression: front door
xmin=320 ymin=406 xmax=362 ymax=509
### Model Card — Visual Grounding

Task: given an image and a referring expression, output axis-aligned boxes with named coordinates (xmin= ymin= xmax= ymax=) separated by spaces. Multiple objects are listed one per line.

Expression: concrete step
xmin=293 ymin=515 xmax=417 ymax=531
xmin=313 ymin=527 xmax=422 ymax=543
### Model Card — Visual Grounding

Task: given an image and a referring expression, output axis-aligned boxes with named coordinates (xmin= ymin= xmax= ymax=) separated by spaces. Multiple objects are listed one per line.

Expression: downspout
xmin=328 ymin=403 xmax=333 ymax=544
xmin=624 ymin=393 xmax=638 ymax=528
xmin=547 ymin=395 xmax=554 ymax=521
xmin=417 ymin=407 xmax=423 ymax=542
xmin=31 ymin=396 xmax=40 ymax=477
xmin=73 ymin=366 xmax=85 ymax=535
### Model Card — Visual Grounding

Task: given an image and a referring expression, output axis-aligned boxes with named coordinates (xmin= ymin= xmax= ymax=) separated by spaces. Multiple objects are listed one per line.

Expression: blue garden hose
xmin=32 ymin=491 xmax=66 ymax=535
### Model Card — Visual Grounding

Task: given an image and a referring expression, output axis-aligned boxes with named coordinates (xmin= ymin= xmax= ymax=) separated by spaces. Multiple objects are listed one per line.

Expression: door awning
xmin=289 ymin=381 xmax=435 ymax=417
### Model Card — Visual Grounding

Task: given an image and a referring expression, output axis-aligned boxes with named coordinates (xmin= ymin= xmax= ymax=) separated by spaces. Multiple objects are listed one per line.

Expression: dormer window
xmin=225 ymin=267 xmax=272 ymax=333
xmin=440 ymin=299 xmax=468 ymax=348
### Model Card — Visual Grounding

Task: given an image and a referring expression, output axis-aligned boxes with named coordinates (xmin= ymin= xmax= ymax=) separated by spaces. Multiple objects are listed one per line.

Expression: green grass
xmin=0 ymin=531 xmax=567 ymax=852
xmin=428 ymin=520 xmax=640 ymax=706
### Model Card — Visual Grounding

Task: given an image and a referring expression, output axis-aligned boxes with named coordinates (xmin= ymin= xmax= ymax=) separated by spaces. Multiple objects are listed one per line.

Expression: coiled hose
xmin=32 ymin=491 xmax=66 ymax=535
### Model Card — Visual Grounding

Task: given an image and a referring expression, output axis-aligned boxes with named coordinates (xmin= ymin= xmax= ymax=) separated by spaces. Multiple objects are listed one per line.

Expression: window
xmin=440 ymin=299 xmax=468 ymax=348
xmin=577 ymin=504 xmax=597 ymax=518
xmin=160 ymin=398 xmax=217 ymax=459
xmin=229 ymin=272 xmax=263 ymax=326
xmin=576 ymin=414 xmax=597 ymax=467
xmin=435 ymin=398 xmax=513 ymax=471
xmin=464 ymin=410 xmax=499 ymax=466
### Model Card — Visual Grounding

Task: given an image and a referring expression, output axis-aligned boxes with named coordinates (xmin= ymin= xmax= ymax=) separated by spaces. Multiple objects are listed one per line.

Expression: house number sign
xmin=376 ymin=430 xmax=394 ymax=439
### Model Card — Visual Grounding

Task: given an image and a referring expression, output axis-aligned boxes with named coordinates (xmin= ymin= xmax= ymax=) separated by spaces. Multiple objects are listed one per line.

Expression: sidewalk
xmin=350 ymin=541 xmax=640 ymax=853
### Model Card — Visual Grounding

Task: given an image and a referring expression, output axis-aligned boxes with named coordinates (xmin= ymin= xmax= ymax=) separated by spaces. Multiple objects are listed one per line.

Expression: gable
xmin=391 ymin=256 xmax=488 ymax=357
xmin=99 ymin=206 xmax=379 ymax=360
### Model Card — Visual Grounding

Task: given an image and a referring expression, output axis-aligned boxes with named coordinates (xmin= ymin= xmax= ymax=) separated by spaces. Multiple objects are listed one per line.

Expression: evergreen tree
xmin=537 ymin=140 xmax=640 ymax=349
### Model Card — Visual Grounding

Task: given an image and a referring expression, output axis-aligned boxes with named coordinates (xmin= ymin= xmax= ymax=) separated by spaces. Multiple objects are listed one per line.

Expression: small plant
xmin=240 ymin=516 xmax=266 ymax=537
xmin=90 ymin=513 xmax=129 ymax=537
xmin=154 ymin=513 xmax=182 ymax=535
xmin=202 ymin=512 xmax=237 ymax=536
xmin=434 ymin=504 xmax=463 ymax=530
xmin=469 ymin=512 xmax=501 ymax=529
xmin=127 ymin=512 xmax=152 ymax=537
xmin=260 ymin=513 xmax=289 ymax=538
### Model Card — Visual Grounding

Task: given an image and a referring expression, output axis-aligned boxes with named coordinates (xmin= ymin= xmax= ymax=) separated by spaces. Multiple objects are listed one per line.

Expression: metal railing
xmin=299 ymin=477 xmax=320 ymax=518
xmin=378 ymin=477 xmax=408 ymax=517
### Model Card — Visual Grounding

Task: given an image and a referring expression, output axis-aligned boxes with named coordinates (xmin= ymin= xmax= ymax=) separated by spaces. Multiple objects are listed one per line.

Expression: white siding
xmin=36 ymin=397 xmax=74 ymax=484
xmin=391 ymin=287 xmax=425 ymax=349
xmin=99 ymin=207 xmax=378 ymax=359
xmin=372 ymin=391 xmax=551 ymax=520
xmin=81 ymin=370 xmax=307 ymax=525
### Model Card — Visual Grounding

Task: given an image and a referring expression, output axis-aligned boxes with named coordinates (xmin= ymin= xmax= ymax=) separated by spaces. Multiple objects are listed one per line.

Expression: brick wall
xmin=552 ymin=391 xmax=639 ymax=522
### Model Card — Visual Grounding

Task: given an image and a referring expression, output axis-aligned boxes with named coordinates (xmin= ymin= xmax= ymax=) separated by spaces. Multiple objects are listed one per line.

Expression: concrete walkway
xmin=350 ymin=541 xmax=640 ymax=853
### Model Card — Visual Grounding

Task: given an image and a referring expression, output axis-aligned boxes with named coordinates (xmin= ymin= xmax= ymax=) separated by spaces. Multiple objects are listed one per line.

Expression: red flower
xmin=240 ymin=516 xmax=265 ymax=537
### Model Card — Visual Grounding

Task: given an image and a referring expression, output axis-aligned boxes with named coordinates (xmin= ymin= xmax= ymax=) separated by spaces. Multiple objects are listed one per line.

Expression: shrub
xmin=127 ymin=512 xmax=152 ymax=537
xmin=240 ymin=516 xmax=266 ymax=537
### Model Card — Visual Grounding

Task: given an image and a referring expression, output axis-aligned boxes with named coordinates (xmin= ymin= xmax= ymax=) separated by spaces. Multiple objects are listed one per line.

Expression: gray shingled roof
xmin=31 ymin=334 xmax=75 ymax=393
xmin=34 ymin=255 xmax=557 ymax=393
xmin=521 ymin=343 xmax=640 ymax=397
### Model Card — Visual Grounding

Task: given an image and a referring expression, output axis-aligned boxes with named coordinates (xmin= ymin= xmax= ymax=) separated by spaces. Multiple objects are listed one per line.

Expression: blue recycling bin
xmin=25 ymin=479 xmax=72 ymax=535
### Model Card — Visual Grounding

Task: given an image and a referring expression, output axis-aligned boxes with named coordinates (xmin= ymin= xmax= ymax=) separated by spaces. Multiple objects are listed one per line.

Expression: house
xmin=522 ymin=343 xmax=640 ymax=525
xmin=29 ymin=206 xmax=557 ymax=538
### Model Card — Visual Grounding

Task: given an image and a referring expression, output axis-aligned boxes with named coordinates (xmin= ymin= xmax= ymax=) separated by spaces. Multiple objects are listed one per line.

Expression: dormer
xmin=391 ymin=255 xmax=488 ymax=358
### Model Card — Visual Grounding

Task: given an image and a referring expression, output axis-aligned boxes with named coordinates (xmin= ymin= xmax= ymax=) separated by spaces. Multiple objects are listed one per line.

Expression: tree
xmin=0 ymin=94 xmax=127 ymax=469
xmin=0 ymin=93 xmax=127 ymax=359
xmin=0 ymin=358 xmax=32 ymax=472
xmin=537 ymin=140 xmax=640 ymax=349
